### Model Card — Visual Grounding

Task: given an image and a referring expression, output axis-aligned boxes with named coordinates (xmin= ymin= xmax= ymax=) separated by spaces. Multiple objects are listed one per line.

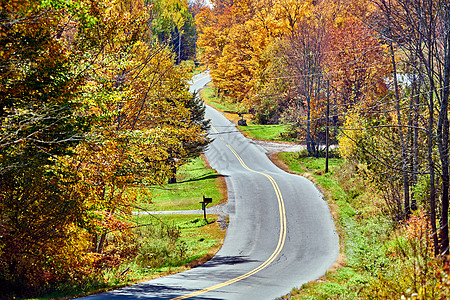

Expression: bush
xmin=133 ymin=223 xmax=187 ymax=269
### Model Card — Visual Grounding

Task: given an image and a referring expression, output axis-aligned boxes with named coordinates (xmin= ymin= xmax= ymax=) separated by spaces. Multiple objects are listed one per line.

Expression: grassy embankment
xmin=275 ymin=152 xmax=446 ymax=299
xmin=135 ymin=155 xmax=226 ymax=211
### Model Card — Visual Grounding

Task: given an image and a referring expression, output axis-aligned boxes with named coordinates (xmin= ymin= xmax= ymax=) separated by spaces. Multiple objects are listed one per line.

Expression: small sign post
xmin=200 ymin=196 xmax=212 ymax=222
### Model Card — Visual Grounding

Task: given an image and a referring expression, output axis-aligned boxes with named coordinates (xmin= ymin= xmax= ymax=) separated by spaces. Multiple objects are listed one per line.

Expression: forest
xmin=197 ymin=0 xmax=450 ymax=297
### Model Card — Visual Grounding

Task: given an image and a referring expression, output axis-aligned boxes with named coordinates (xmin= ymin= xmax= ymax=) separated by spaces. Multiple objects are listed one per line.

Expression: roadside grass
xmin=200 ymin=86 xmax=292 ymax=142
xmin=107 ymin=214 xmax=226 ymax=284
xmin=135 ymin=156 xmax=225 ymax=211
xmin=45 ymin=214 xmax=225 ymax=300
xmin=276 ymin=153 xmax=393 ymax=299
xmin=238 ymin=124 xmax=292 ymax=142
xmin=278 ymin=152 xmax=341 ymax=175
xmin=42 ymin=156 xmax=227 ymax=299
xmin=200 ymin=87 xmax=242 ymax=113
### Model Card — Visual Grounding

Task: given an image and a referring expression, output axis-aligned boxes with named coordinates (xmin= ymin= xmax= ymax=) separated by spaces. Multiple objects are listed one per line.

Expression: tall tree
xmin=372 ymin=0 xmax=450 ymax=255
xmin=0 ymin=0 xmax=98 ymax=292
xmin=0 ymin=0 xmax=209 ymax=295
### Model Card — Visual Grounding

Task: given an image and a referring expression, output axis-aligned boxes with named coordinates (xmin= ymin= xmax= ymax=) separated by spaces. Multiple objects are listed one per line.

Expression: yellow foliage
xmin=338 ymin=109 xmax=368 ymax=159
xmin=0 ymin=0 xmax=208 ymax=294
xmin=197 ymin=0 xmax=314 ymax=105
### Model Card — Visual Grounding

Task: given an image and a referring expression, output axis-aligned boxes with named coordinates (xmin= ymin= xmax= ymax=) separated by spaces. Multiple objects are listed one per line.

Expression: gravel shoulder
xmin=250 ymin=139 xmax=305 ymax=154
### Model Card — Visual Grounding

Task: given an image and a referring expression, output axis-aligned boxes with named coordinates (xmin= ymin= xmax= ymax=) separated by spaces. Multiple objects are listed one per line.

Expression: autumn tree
xmin=66 ymin=0 xmax=209 ymax=255
xmin=369 ymin=0 xmax=450 ymax=255
xmin=0 ymin=0 xmax=209 ymax=296
xmin=281 ymin=4 xmax=328 ymax=156
xmin=0 ymin=0 xmax=99 ymax=293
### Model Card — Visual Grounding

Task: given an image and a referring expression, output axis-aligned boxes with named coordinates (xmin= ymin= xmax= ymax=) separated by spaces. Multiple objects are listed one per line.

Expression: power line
xmin=205 ymin=84 xmax=449 ymax=137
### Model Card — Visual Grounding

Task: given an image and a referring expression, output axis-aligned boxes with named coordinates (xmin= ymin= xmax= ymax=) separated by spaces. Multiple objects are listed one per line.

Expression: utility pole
xmin=325 ymin=79 xmax=330 ymax=173
xmin=178 ymin=30 xmax=182 ymax=65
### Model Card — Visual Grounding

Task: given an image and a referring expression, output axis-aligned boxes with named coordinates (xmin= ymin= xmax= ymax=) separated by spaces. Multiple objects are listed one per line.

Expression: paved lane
xmin=79 ymin=73 xmax=338 ymax=300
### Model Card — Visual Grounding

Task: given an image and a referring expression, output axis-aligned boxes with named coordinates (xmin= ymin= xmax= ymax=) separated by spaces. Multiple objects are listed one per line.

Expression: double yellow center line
xmin=171 ymin=125 xmax=287 ymax=300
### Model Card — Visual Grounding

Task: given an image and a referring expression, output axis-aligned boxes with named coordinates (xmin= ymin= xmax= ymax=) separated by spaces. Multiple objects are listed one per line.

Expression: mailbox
xmin=201 ymin=196 xmax=213 ymax=222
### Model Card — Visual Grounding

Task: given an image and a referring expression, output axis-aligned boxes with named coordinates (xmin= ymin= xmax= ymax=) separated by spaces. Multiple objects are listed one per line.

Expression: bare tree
xmin=373 ymin=0 xmax=450 ymax=255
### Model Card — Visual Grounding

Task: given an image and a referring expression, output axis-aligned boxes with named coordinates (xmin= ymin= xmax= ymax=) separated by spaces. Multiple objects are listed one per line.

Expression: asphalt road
xmin=79 ymin=72 xmax=339 ymax=300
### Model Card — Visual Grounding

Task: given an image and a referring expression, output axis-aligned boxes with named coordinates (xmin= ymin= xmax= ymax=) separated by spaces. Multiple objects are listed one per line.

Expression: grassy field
xmin=133 ymin=213 xmax=225 ymax=268
xmin=274 ymin=153 xmax=383 ymax=299
xmin=135 ymin=156 xmax=225 ymax=211
xmin=200 ymin=87 xmax=243 ymax=113
xmin=238 ymin=124 xmax=291 ymax=141
xmin=277 ymin=152 xmax=341 ymax=174
xmin=105 ymin=214 xmax=225 ymax=285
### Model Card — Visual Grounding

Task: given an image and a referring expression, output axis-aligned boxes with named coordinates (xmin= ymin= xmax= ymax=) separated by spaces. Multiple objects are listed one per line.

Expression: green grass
xmin=238 ymin=124 xmax=291 ymax=142
xmin=200 ymin=87 xmax=292 ymax=142
xmin=132 ymin=213 xmax=224 ymax=268
xmin=107 ymin=213 xmax=225 ymax=282
xmin=200 ymin=87 xmax=242 ymax=113
xmin=135 ymin=156 xmax=224 ymax=211
xmin=276 ymin=153 xmax=393 ymax=299
xmin=134 ymin=214 xmax=223 ymax=257
xmin=278 ymin=152 xmax=341 ymax=174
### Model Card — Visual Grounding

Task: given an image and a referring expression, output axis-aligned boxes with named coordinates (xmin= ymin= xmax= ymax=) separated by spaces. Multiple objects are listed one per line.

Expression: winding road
xmin=80 ymin=72 xmax=339 ymax=300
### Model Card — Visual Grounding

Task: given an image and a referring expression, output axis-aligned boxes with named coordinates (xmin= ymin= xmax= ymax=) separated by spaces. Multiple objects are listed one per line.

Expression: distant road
xmin=80 ymin=72 xmax=339 ymax=300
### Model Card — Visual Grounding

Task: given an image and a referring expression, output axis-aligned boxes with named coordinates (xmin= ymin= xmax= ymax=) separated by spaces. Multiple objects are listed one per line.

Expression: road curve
xmin=79 ymin=72 xmax=339 ymax=300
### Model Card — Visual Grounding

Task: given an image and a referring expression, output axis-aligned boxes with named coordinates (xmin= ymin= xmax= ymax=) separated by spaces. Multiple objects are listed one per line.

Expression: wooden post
xmin=325 ymin=79 xmax=330 ymax=173
xmin=201 ymin=196 xmax=212 ymax=222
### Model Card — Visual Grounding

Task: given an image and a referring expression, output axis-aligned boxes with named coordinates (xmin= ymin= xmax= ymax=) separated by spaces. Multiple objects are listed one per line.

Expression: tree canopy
xmin=0 ymin=0 xmax=207 ymax=296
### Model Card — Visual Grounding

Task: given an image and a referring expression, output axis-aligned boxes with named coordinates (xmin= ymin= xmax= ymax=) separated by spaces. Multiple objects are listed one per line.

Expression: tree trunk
xmin=390 ymin=42 xmax=410 ymax=218
xmin=306 ymin=91 xmax=312 ymax=155
xmin=168 ymin=166 xmax=177 ymax=184
xmin=423 ymin=16 xmax=439 ymax=255
xmin=411 ymin=73 xmax=419 ymax=211
xmin=428 ymin=85 xmax=439 ymax=256
xmin=438 ymin=15 xmax=450 ymax=255
xmin=96 ymin=233 xmax=107 ymax=253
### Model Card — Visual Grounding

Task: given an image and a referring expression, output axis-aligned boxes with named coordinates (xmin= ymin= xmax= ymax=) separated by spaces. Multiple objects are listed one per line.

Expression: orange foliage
xmin=404 ymin=210 xmax=435 ymax=256
xmin=326 ymin=17 xmax=391 ymax=109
